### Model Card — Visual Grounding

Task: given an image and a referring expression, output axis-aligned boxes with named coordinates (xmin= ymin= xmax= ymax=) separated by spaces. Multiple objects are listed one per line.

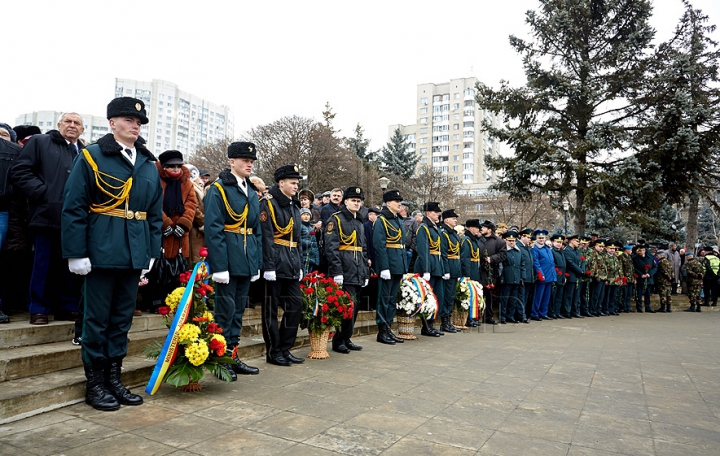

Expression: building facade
xmin=114 ymin=78 xmax=234 ymax=156
xmin=14 ymin=111 xmax=110 ymax=145
xmin=388 ymin=77 xmax=500 ymax=197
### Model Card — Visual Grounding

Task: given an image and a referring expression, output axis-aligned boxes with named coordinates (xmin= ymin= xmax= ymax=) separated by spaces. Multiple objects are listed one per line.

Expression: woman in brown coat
xmin=185 ymin=165 xmax=207 ymax=264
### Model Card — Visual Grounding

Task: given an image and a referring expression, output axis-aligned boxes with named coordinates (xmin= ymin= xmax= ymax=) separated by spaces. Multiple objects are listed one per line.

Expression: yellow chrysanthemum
xmin=177 ymin=323 xmax=201 ymax=343
xmin=165 ymin=287 xmax=186 ymax=312
xmin=184 ymin=339 xmax=209 ymax=366
xmin=203 ymin=310 xmax=213 ymax=322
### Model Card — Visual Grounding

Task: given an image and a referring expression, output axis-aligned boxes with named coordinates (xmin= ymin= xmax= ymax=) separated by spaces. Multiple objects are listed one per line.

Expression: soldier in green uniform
xmin=204 ymin=142 xmax=262 ymax=378
xmin=414 ymin=202 xmax=445 ymax=337
xmin=603 ymin=241 xmax=622 ymax=316
xmin=587 ymin=240 xmax=608 ymax=316
xmin=562 ymin=235 xmax=584 ymax=318
xmin=325 ymin=186 xmax=369 ymax=353
xmin=62 ymin=97 xmax=163 ymax=411
xmin=549 ymin=234 xmax=567 ymax=319
xmin=578 ymin=236 xmax=592 ymax=316
xmin=439 ymin=209 xmax=462 ymax=333
xmin=682 ymin=252 xmax=704 ymax=312
xmin=373 ymin=190 xmax=408 ymax=345
xmin=655 ymin=250 xmax=674 ymax=313
xmin=460 ymin=219 xmax=482 ymax=326
xmin=619 ymin=245 xmax=635 ymax=313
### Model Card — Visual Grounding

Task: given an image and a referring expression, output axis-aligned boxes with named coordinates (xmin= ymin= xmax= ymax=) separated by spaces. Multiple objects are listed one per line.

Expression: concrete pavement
xmin=1 ymin=311 xmax=719 ymax=455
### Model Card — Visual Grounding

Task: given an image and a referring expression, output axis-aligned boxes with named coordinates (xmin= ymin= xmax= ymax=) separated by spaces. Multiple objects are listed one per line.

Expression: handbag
xmin=148 ymin=248 xmax=189 ymax=286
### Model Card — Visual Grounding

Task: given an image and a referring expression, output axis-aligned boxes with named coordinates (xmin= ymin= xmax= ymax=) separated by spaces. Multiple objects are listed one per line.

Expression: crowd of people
xmin=1 ymin=96 xmax=719 ymax=413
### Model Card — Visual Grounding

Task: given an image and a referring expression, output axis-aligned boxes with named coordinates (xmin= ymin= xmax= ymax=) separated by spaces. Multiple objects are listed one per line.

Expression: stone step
xmin=0 ymin=312 xmax=380 ymax=424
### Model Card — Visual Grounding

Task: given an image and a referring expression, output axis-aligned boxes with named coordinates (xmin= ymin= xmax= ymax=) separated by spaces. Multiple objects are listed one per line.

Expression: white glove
xmin=251 ymin=271 xmax=260 ymax=282
xmin=334 ymin=275 xmax=344 ymax=286
xmin=380 ymin=269 xmax=391 ymax=280
xmin=363 ymin=279 xmax=369 ymax=287
xmin=141 ymin=258 xmax=156 ymax=276
xmin=68 ymin=258 xmax=92 ymax=275
xmin=212 ymin=271 xmax=230 ymax=284
xmin=299 ymin=270 xmax=304 ymax=281
xmin=423 ymin=273 xmax=430 ymax=282
xmin=442 ymin=273 xmax=450 ymax=280
xmin=264 ymin=270 xmax=277 ymax=281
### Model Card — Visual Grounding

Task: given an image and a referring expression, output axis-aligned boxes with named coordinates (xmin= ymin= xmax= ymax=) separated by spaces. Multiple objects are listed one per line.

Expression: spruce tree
xmin=380 ymin=127 xmax=419 ymax=180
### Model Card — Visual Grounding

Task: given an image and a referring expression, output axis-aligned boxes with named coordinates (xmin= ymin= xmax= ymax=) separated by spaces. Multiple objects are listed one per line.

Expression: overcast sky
xmin=2 ymin=0 xmax=718 ymax=151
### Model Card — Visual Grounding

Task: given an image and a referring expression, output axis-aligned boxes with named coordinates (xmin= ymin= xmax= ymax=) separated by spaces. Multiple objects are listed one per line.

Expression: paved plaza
xmin=1 ymin=311 xmax=719 ymax=455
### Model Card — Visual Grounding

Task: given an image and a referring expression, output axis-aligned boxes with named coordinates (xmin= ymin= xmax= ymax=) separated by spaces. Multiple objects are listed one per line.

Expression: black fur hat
xmin=228 ymin=141 xmax=257 ymax=160
xmin=107 ymin=97 xmax=148 ymax=124
xmin=274 ymin=164 xmax=301 ymax=182
xmin=343 ymin=186 xmax=365 ymax=201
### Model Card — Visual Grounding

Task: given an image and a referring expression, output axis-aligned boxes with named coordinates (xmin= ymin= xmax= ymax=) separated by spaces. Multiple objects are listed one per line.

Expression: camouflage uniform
xmin=604 ymin=251 xmax=622 ymax=315
xmin=578 ymin=244 xmax=591 ymax=316
xmin=587 ymin=245 xmax=608 ymax=316
xmin=619 ymin=252 xmax=635 ymax=312
xmin=656 ymin=256 xmax=674 ymax=312
xmin=683 ymin=257 xmax=705 ymax=312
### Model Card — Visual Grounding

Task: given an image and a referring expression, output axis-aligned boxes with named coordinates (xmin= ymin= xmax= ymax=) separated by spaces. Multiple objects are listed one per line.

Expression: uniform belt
xmin=471 ymin=259 xmax=479 ymax=262
xmin=98 ymin=208 xmax=147 ymax=220
xmin=339 ymin=245 xmax=362 ymax=252
xmin=274 ymin=239 xmax=297 ymax=248
xmin=447 ymin=255 xmax=460 ymax=260
xmin=224 ymin=226 xmax=253 ymax=235
xmin=430 ymin=251 xmax=440 ymax=256
xmin=385 ymin=244 xmax=404 ymax=249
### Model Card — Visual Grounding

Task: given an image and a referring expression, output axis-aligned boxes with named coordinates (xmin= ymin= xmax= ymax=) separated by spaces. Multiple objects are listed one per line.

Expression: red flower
xmin=198 ymin=247 xmax=209 ymax=258
xmin=370 ymin=274 xmax=378 ymax=278
xmin=326 ymin=286 xmax=334 ymax=293
xmin=339 ymin=306 xmax=345 ymax=313
xmin=305 ymin=287 xmax=314 ymax=295
xmin=157 ymin=306 xmax=170 ymax=315
xmin=633 ymin=273 xmax=639 ymax=278
xmin=336 ymin=290 xmax=344 ymax=296
xmin=198 ymin=288 xmax=207 ymax=297
xmin=585 ymin=271 xmax=592 ymax=275
xmin=309 ymin=231 xmax=315 ymax=235
xmin=310 ymin=278 xmax=318 ymax=284
xmin=564 ymin=273 xmax=569 ymax=277
xmin=209 ymin=338 xmax=224 ymax=351
xmin=580 ymin=256 xmax=586 ymax=261
xmin=300 ymin=284 xmax=305 ymax=289
xmin=644 ymin=264 xmax=651 ymax=270
xmin=207 ymin=323 xmax=220 ymax=333
xmin=179 ymin=271 xmax=192 ymax=284
xmin=322 ymin=304 xmax=329 ymax=312
xmin=321 ymin=315 xmax=328 ymax=323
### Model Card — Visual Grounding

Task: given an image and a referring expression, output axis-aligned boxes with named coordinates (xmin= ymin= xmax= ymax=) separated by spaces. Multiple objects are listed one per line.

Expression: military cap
xmin=158 ymin=150 xmax=184 ymax=166
xmin=533 ymin=229 xmax=549 ymax=237
xmin=442 ymin=209 xmax=459 ymax=219
xmin=623 ymin=245 xmax=633 ymax=250
xmin=580 ymin=236 xmax=591 ymax=243
xmin=13 ymin=125 xmax=41 ymax=142
xmin=273 ymin=164 xmax=301 ymax=182
xmin=481 ymin=220 xmax=496 ymax=231
xmin=323 ymin=191 xmax=332 ymax=197
xmin=551 ymin=234 xmax=565 ymax=242
xmin=590 ymin=233 xmax=600 ymax=237
xmin=567 ymin=234 xmax=580 ymax=241
xmin=423 ymin=202 xmax=441 ymax=212
xmin=590 ymin=240 xmax=605 ymax=247
xmin=503 ymin=230 xmax=518 ymax=241
xmin=107 ymin=97 xmax=148 ymax=124
xmin=632 ymin=245 xmax=646 ymax=253
xmin=401 ymin=201 xmax=410 ymax=207
xmin=465 ymin=219 xmax=481 ymax=228
xmin=656 ymin=249 xmax=666 ymax=256
xmin=519 ymin=228 xmax=534 ymax=237
xmin=199 ymin=169 xmax=210 ymax=177
xmin=703 ymin=246 xmax=715 ymax=252
xmin=228 ymin=141 xmax=257 ymax=160
xmin=314 ymin=193 xmax=323 ymax=199
xmin=497 ymin=222 xmax=508 ymax=231
xmin=685 ymin=251 xmax=694 ymax=257
xmin=383 ymin=189 xmax=403 ymax=202
xmin=343 ymin=186 xmax=365 ymax=201
xmin=367 ymin=205 xmax=382 ymax=214
xmin=298 ymin=189 xmax=315 ymax=201
xmin=509 ymin=225 xmax=520 ymax=232
xmin=606 ymin=241 xmax=620 ymax=249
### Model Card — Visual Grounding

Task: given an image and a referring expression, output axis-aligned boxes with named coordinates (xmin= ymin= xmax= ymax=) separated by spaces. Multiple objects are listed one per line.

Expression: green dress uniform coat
xmin=563 ymin=245 xmax=584 ymax=316
xmin=460 ymin=235 xmax=481 ymax=281
xmin=439 ymin=223 xmax=461 ymax=318
xmin=414 ymin=218 xmax=445 ymax=277
xmin=61 ymin=134 xmax=163 ymax=367
xmin=204 ymin=170 xmax=262 ymax=277
xmin=373 ymin=208 xmax=407 ymax=325
xmin=325 ymin=207 xmax=369 ymax=286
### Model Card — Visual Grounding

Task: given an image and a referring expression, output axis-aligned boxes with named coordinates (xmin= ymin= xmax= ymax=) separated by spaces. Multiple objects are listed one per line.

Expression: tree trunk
xmin=686 ymin=193 xmax=699 ymax=253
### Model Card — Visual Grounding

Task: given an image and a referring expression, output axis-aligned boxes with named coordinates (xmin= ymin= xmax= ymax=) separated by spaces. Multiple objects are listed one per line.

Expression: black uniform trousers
xmin=563 ymin=281 xmax=580 ymax=316
xmin=428 ymin=276 xmax=444 ymax=321
xmin=522 ymin=282 xmax=534 ymax=319
xmin=549 ymin=283 xmax=564 ymax=318
xmin=262 ymin=278 xmax=302 ymax=358
xmin=500 ymin=283 xmax=521 ymax=322
xmin=703 ymin=277 xmax=718 ymax=306
xmin=338 ymin=284 xmax=360 ymax=342
xmin=441 ymin=278 xmax=457 ymax=318
xmin=81 ymin=268 xmax=140 ymax=366
xmin=376 ymin=275 xmax=401 ymax=325
xmin=215 ymin=276 xmax=251 ymax=348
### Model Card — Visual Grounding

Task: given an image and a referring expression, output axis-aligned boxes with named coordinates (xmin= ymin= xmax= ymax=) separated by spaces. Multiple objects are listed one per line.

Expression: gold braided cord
xmin=82 ymin=149 xmax=133 ymax=213
xmin=380 ymin=216 xmax=402 ymax=243
xmin=420 ymin=225 xmax=440 ymax=252
xmin=267 ymin=199 xmax=294 ymax=239
xmin=334 ymin=215 xmax=357 ymax=246
xmin=444 ymin=232 xmax=460 ymax=256
xmin=464 ymin=238 xmax=480 ymax=261
xmin=212 ymin=182 xmax=248 ymax=229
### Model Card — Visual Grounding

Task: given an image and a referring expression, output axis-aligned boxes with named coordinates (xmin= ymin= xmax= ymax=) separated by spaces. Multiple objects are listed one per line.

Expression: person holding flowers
xmin=204 ymin=141 xmax=262 ymax=379
xmin=478 ymin=220 xmax=506 ymax=325
xmin=530 ymin=229 xmax=556 ymax=321
xmin=587 ymin=239 xmax=609 ymax=316
xmin=633 ymin=244 xmax=656 ymax=313
xmin=260 ymin=164 xmax=304 ymax=366
xmin=373 ymin=189 xmax=408 ymax=345
xmin=324 ymin=186 xmax=369 ymax=354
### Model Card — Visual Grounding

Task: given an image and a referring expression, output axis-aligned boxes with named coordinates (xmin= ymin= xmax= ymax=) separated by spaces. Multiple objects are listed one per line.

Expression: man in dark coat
xmin=461 ymin=219 xmax=482 ymax=326
xmin=499 ymin=231 xmax=522 ymax=324
xmin=62 ymin=98 xmax=163 ymax=411
xmin=373 ymin=190 xmax=408 ymax=344
xmin=563 ymin=235 xmax=586 ymax=318
xmin=478 ymin=220 xmax=506 ymax=324
xmin=518 ymin=228 xmax=535 ymax=323
xmin=325 ymin=186 xmax=369 ymax=354
xmin=204 ymin=141 xmax=263 ymax=379
xmin=414 ymin=202 xmax=445 ymax=337
xmin=632 ymin=244 xmax=657 ymax=313
xmin=319 ymin=187 xmax=343 ymax=223
xmin=439 ymin=209 xmax=462 ymax=333
xmin=549 ymin=234 xmax=567 ymax=319
xmin=260 ymin=164 xmax=304 ymax=366
xmin=0 ymin=136 xmax=24 ymax=323
xmin=10 ymin=113 xmax=86 ymax=324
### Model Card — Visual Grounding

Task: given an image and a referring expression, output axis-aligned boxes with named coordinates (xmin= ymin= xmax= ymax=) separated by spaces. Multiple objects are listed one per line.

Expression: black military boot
xmin=231 ymin=347 xmax=260 ymax=374
xmin=105 ymin=359 xmax=143 ymax=406
xmin=386 ymin=324 xmax=405 ymax=343
xmin=332 ymin=335 xmax=350 ymax=354
xmin=85 ymin=364 xmax=120 ymax=411
xmin=345 ymin=339 xmax=363 ymax=351
xmin=696 ymin=305 xmax=702 ymax=312
xmin=441 ymin=316 xmax=458 ymax=333
xmin=685 ymin=304 xmax=695 ymax=312
xmin=420 ymin=317 xmax=441 ymax=337
xmin=376 ymin=323 xmax=395 ymax=345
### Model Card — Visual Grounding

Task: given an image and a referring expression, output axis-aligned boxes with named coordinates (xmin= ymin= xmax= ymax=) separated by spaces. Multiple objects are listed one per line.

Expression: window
xmin=433 ymin=106 xmax=441 ymax=113
xmin=464 ymin=100 xmax=474 ymax=107
xmin=453 ymin=114 xmax=460 ymax=120
xmin=443 ymin=94 xmax=450 ymax=101
xmin=464 ymin=121 xmax=474 ymax=127
xmin=464 ymin=152 xmax=473 ymax=159
xmin=420 ymin=158 xmax=427 ymax=164
xmin=454 ymin=124 xmax=459 ymax=130
xmin=464 ymin=142 xmax=474 ymax=148
xmin=454 ymin=155 xmax=459 ymax=161
xmin=420 ymin=97 xmax=428 ymax=105
xmin=419 ymin=148 xmax=427 ymax=154
xmin=453 ymin=176 xmax=459 ymax=182
xmin=420 ymin=127 xmax=427 ymax=134
xmin=453 ymin=134 xmax=460 ymax=140
xmin=453 ymin=103 xmax=459 ymax=110
xmin=406 ymin=133 xmax=416 ymax=141
xmin=464 ymin=131 xmax=474 ymax=138
xmin=158 ymin=101 xmax=164 ymax=106
xmin=464 ymin=88 xmax=474 ymax=96
xmin=419 ymin=137 xmax=427 ymax=144
xmin=452 ymin=165 xmax=460 ymax=172
xmin=433 ymin=95 xmax=442 ymax=102
xmin=432 ymin=157 xmax=439 ymax=163
xmin=464 ymin=163 xmax=474 ymax=170
xmin=454 ymin=93 xmax=460 ymax=99
xmin=475 ymin=203 xmax=483 ymax=211
xmin=420 ymin=117 xmax=428 ymax=125
xmin=453 ymin=144 xmax=460 ymax=150
xmin=420 ymin=107 xmax=428 ymax=114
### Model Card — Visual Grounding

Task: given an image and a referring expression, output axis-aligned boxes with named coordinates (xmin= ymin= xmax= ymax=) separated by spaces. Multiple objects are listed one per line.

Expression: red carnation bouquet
xmin=300 ymin=271 xmax=354 ymax=335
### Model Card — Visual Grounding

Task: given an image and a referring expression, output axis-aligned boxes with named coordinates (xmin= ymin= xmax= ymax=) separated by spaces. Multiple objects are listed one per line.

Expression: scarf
xmin=163 ymin=176 xmax=185 ymax=217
